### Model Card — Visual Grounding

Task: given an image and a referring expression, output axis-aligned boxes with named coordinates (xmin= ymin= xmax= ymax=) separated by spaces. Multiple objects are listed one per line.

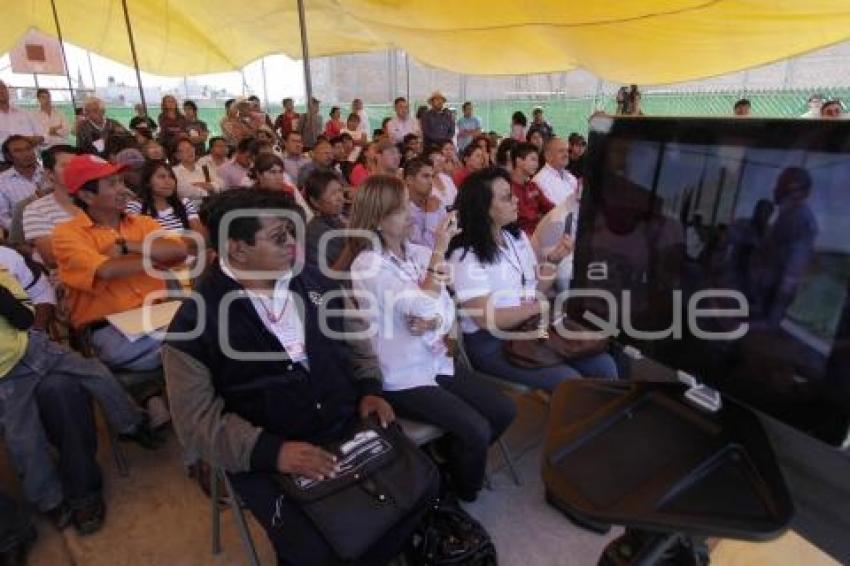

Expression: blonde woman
xmin=337 ymin=175 xmax=516 ymax=502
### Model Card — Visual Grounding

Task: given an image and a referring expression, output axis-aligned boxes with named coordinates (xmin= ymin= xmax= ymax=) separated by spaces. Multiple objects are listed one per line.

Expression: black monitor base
xmin=599 ymin=529 xmax=709 ymax=566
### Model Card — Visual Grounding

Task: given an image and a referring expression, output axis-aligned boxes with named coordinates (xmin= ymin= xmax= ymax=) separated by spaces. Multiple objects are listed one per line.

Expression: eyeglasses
xmin=256 ymin=220 xmax=297 ymax=246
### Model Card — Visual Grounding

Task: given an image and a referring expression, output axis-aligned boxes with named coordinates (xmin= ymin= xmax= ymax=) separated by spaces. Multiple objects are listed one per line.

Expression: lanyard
xmin=385 ymin=249 xmax=423 ymax=283
xmin=500 ymin=232 xmax=529 ymax=288
xmin=253 ymin=288 xmax=292 ymax=324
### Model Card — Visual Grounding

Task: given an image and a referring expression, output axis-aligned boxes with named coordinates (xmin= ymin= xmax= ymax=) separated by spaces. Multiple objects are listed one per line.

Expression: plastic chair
xmin=211 ymin=465 xmax=260 ymax=566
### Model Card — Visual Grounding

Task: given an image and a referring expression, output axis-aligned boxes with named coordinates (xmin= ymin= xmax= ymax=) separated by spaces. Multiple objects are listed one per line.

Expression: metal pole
xmin=86 ymin=51 xmax=97 ymax=90
xmin=261 ymin=57 xmax=269 ymax=107
xmin=296 ymin=0 xmax=313 ymax=105
xmin=405 ymin=51 xmax=410 ymax=102
xmin=33 ymin=74 xmax=40 ymax=89
xmin=120 ymin=0 xmax=147 ymax=112
xmin=49 ymin=0 xmax=78 ymax=108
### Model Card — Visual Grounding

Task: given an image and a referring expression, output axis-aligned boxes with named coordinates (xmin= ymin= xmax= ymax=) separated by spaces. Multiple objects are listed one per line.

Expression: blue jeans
xmin=91 ymin=324 xmax=163 ymax=372
xmin=463 ymin=330 xmax=619 ymax=392
xmin=0 ymin=331 xmax=142 ymax=510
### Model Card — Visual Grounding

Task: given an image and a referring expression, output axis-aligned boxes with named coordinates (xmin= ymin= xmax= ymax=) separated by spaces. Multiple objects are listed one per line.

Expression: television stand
xmin=542 ymin=381 xmax=794 ymax=565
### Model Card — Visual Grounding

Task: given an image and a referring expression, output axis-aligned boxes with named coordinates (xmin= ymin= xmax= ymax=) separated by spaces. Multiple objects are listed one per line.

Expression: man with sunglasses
xmin=163 ymin=189 xmax=430 ymax=565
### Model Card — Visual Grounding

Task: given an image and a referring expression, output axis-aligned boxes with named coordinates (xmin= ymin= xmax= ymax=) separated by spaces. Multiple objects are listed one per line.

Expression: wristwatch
xmin=116 ymin=237 xmax=129 ymax=256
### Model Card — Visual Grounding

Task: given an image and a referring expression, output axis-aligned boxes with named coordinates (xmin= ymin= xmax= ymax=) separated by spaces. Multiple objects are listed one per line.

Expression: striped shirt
xmin=22 ymin=193 xmax=76 ymax=242
xmin=126 ymin=198 xmax=199 ymax=232
xmin=0 ymin=167 xmax=43 ymax=231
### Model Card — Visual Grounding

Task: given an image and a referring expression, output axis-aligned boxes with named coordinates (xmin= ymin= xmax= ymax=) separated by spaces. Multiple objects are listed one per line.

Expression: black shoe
xmin=44 ymin=501 xmax=72 ymax=530
xmin=72 ymin=499 xmax=105 ymax=536
xmin=0 ymin=524 xmax=36 ymax=566
xmin=119 ymin=415 xmax=166 ymax=450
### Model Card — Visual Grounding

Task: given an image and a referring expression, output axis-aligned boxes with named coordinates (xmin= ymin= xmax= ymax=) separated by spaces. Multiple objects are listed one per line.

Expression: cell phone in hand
xmin=564 ymin=212 xmax=575 ymax=237
xmin=202 ymin=164 xmax=211 ymax=183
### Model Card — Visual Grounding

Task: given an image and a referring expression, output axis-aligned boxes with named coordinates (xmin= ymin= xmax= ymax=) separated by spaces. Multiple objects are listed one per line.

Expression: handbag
xmin=411 ymin=501 xmax=498 ymax=565
xmin=503 ymin=310 xmax=610 ymax=369
xmin=275 ymin=420 xmax=439 ymax=561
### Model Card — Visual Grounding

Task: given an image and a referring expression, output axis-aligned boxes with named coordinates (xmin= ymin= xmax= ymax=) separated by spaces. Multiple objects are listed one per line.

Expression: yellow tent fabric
xmin=3 ymin=1 xmax=850 ymax=83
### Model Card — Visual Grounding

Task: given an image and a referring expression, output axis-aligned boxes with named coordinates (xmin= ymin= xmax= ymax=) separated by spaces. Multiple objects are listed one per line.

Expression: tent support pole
xmin=405 ymin=51 xmax=410 ymax=102
xmin=120 ymin=0 xmax=147 ymax=112
xmin=49 ymin=0 xmax=78 ymax=109
xmin=261 ymin=57 xmax=269 ymax=106
xmin=296 ymin=0 xmax=313 ymax=105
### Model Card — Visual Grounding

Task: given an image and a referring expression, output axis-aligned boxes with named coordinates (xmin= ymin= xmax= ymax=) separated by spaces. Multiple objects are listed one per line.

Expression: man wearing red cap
xmin=52 ymin=154 xmax=188 ymax=379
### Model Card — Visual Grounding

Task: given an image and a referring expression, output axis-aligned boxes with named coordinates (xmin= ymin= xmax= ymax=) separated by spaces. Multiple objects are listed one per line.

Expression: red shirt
xmin=274 ymin=111 xmax=300 ymax=138
xmin=452 ymin=167 xmax=471 ymax=188
xmin=324 ymin=119 xmax=343 ymax=138
xmin=350 ymin=163 xmax=370 ymax=187
xmin=511 ymin=178 xmax=554 ymax=235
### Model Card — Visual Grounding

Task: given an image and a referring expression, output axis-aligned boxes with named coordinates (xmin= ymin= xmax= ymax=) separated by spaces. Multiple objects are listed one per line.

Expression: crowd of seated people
xmin=1 ymin=84 xmax=848 ymax=562
xmin=0 ymin=87 xmax=618 ymax=565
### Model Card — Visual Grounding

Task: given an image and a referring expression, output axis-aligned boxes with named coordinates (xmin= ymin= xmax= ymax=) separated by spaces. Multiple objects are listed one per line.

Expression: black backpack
xmin=410 ymin=501 xmax=497 ymax=565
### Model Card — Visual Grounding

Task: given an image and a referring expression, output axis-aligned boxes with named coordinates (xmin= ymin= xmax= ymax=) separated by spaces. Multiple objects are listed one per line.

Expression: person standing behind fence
xmin=298 ymin=97 xmax=324 ymax=150
xmin=456 ymin=102 xmax=482 ymax=151
xmin=421 ymin=91 xmax=455 ymax=147
xmin=32 ymin=89 xmax=70 ymax=148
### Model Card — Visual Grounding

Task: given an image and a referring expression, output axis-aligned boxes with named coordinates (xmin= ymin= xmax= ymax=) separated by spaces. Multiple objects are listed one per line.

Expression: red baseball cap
xmin=63 ymin=154 xmax=128 ymax=195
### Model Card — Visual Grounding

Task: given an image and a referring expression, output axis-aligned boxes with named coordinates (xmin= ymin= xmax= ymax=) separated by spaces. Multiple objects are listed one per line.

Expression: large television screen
xmin=572 ymin=116 xmax=850 ymax=447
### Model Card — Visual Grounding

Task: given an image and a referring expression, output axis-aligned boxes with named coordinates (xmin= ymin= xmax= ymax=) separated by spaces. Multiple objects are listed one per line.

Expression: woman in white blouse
xmin=447 ymin=168 xmax=618 ymax=392
xmin=339 ymin=175 xmax=516 ymax=502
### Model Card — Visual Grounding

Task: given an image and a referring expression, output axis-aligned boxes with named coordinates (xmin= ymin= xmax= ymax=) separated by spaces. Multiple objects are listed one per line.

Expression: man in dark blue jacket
xmin=163 ymin=189 xmax=430 ymax=565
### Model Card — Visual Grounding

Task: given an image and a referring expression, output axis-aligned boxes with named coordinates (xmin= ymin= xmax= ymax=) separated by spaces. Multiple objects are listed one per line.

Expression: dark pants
xmin=384 ymin=365 xmax=517 ymax=495
xmin=230 ymin=471 xmax=433 ymax=566
xmin=36 ymin=372 xmax=103 ymax=509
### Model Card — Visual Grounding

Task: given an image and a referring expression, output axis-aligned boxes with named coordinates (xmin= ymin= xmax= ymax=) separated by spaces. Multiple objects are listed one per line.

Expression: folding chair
xmin=453 ymin=329 xmax=527 ymax=486
xmin=211 ymin=465 xmax=260 ymax=566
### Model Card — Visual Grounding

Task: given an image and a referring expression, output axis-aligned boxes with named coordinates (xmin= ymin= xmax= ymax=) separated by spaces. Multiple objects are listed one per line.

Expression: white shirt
xmin=351 ymin=244 xmax=455 ymax=390
xmin=0 ymin=106 xmax=42 ymax=150
xmin=387 ymin=116 xmax=421 ymax=144
xmin=0 ymin=167 xmax=43 ymax=231
xmin=218 ymin=159 xmax=253 ymax=189
xmin=432 ymin=173 xmax=457 ymax=208
xmin=355 ymin=109 xmax=370 ymax=140
xmin=0 ymin=246 xmax=55 ymax=305
xmin=173 ymin=162 xmax=224 ymax=200
xmin=532 ymin=197 xmax=579 ymax=293
xmin=220 ymin=261 xmax=307 ymax=366
xmin=32 ymin=108 xmax=70 ymax=147
xmin=197 ymin=154 xmax=228 ymax=174
xmin=533 ymin=163 xmax=578 ymax=206
xmin=449 ymin=230 xmax=538 ymax=334
xmin=22 ymin=193 xmax=75 ymax=242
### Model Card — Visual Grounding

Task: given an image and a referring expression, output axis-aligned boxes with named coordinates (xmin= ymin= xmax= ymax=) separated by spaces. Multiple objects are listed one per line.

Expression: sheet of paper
xmin=106 ymin=301 xmax=182 ymax=342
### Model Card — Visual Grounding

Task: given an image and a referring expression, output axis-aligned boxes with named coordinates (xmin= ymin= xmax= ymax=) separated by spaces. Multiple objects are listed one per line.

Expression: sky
xmin=0 ymin=40 xmax=307 ymax=105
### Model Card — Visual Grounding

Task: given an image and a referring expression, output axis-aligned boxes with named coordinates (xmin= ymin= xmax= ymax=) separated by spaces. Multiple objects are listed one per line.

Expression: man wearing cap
xmin=22 ymin=145 xmax=81 ymax=268
xmin=421 ymin=91 xmax=455 ymax=147
xmin=527 ymin=107 xmax=555 ymax=142
xmin=387 ymin=97 xmax=421 ymax=144
xmin=52 ymin=154 xmax=188 ymax=373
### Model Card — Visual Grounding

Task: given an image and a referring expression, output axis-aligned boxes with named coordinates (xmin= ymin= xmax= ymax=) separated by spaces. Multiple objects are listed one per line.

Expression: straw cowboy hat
xmin=428 ymin=90 xmax=447 ymax=103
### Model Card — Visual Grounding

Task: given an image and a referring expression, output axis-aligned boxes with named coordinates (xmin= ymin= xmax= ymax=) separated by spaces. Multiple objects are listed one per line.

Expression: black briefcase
xmin=276 ymin=420 xmax=439 ymax=561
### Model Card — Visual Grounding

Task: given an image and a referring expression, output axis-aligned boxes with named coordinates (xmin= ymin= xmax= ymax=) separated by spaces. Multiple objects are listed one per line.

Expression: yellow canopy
xmin=4 ymin=1 xmax=850 ymax=83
